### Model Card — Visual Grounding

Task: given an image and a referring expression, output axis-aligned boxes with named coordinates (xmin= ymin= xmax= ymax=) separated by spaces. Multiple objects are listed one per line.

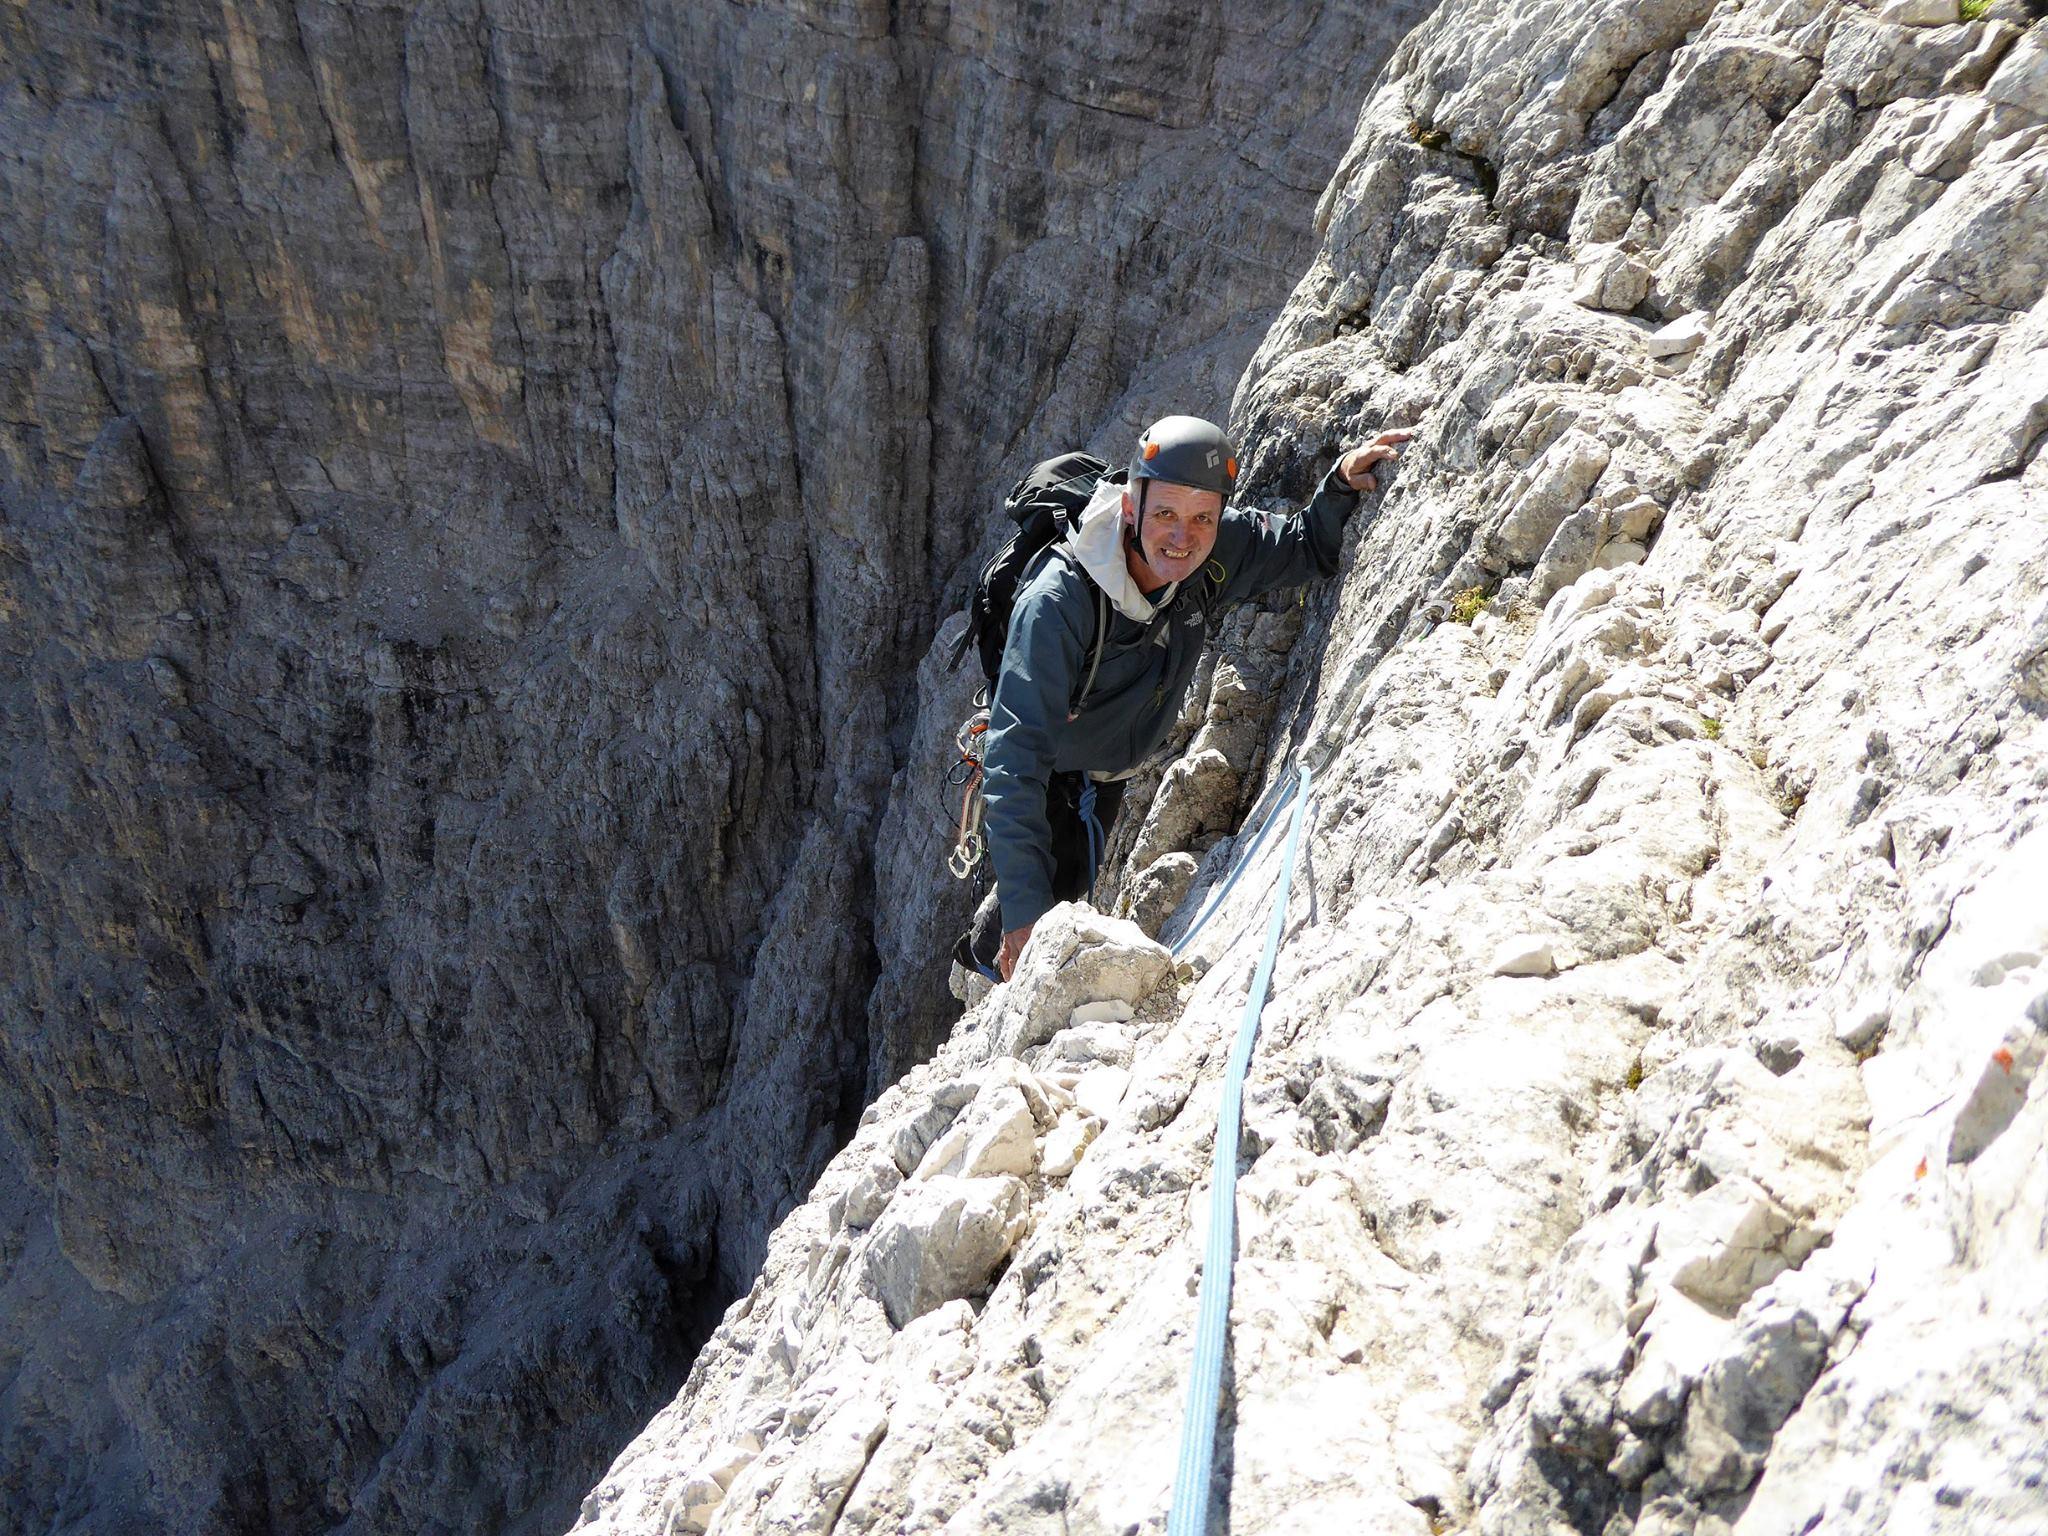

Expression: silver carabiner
xmin=956 ymin=708 xmax=990 ymax=761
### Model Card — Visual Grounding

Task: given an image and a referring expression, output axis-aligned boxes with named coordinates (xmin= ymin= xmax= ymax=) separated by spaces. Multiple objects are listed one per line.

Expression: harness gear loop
xmin=948 ymin=800 xmax=983 ymax=879
xmin=947 ymin=710 xmax=991 ymax=880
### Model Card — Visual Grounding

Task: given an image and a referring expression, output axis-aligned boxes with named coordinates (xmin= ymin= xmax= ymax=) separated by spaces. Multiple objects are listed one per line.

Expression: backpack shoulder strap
xmin=1069 ymin=585 xmax=1108 ymax=720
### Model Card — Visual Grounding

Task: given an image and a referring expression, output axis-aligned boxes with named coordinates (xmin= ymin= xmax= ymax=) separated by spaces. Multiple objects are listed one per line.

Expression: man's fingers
xmin=1377 ymin=428 xmax=1415 ymax=445
xmin=1356 ymin=472 xmax=1377 ymax=494
xmin=996 ymin=923 xmax=1034 ymax=982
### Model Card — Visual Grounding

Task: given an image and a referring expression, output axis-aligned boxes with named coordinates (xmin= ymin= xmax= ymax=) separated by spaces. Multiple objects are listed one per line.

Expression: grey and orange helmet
xmin=1129 ymin=415 xmax=1237 ymax=499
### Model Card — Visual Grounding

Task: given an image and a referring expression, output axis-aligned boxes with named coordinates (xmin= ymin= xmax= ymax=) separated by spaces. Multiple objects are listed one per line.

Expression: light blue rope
xmin=1169 ymin=766 xmax=1300 ymax=957
xmin=1079 ymin=777 xmax=1102 ymax=885
xmin=1165 ymin=762 xmax=1314 ymax=1535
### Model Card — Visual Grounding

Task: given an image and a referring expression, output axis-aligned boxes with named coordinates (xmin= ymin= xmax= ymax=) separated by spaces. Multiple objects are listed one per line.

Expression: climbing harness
xmin=1166 ymin=762 xmax=1315 ymax=1536
xmin=947 ymin=709 xmax=990 ymax=879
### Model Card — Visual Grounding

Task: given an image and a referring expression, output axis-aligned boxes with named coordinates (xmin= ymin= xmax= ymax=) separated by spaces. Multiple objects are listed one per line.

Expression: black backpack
xmin=947 ymin=450 xmax=1114 ymax=708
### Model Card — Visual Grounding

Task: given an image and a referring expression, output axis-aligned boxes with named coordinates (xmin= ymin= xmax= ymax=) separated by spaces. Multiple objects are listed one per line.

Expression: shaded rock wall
xmin=573 ymin=0 xmax=2048 ymax=1531
xmin=0 ymin=1 xmax=1421 ymax=1531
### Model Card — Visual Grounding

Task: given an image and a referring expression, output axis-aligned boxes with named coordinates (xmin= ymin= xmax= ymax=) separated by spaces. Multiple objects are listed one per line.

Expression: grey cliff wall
xmin=0 ymin=1 xmax=1423 ymax=1532
xmin=573 ymin=0 xmax=2048 ymax=1532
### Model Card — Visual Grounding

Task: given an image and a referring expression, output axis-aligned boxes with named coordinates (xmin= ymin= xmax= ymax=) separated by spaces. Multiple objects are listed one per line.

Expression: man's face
xmin=1123 ymin=480 xmax=1223 ymax=589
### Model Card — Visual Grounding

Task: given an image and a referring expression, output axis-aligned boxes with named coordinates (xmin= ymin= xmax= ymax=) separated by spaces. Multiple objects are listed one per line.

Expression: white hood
xmin=1063 ymin=477 xmax=1177 ymax=622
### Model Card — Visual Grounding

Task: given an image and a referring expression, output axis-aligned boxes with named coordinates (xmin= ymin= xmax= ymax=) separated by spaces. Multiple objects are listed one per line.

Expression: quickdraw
xmin=946 ymin=709 xmax=991 ymax=879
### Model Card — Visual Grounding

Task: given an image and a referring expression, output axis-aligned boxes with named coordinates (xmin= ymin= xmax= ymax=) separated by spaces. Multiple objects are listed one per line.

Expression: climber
xmin=954 ymin=413 xmax=1411 ymax=982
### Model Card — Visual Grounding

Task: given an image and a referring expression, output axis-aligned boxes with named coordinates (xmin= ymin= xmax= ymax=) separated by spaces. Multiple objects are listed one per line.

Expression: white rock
xmin=1986 ymin=24 xmax=2048 ymax=114
xmin=1050 ymin=1020 xmax=1136 ymax=1069
xmin=836 ymin=1150 xmax=902 ymax=1230
xmin=1124 ymin=850 xmax=1201 ymax=936
xmin=1611 ymin=494 xmax=1664 ymax=542
xmin=887 ymin=1091 xmax=973 ymax=1175
xmin=915 ymin=1085 xmax=1038 ymax=1181
xmin=1490 ymin=935 xmax=1557 ymax=977
xmin=1040 ymin=1115 xmax=1102 ymax=1178
xmin=1572 ymin=245 xmax=1651 ymax=311
xmin=665 ymin=1473 xmax=725 ymax=1536
xmin=991 ymin=904 xmax=1173 ymax=1057
xmin=958 ymin=1093 xmax=1040 ymax=1180
xmin=1594 ymin=538 xmax=1647 ymax=569
xmin=863 ymin=1175 xmax=1031 ymax=1329
xmin=1619 ymin=1290 xmax=1733 ymax=1431
xmin=1494 ymin=430 xmax=1613 ymax=564
xmin=746 ymin=1391 xmax=888 ymax=1534
xmin=1643 ymin=312 xmax=1708 ymax=357
xmin=1068 ymin=999 xmax=1134 ymax=1028
xmin=1071 ymin=1066 xmax=1131 ymax=1122
xmin=1876 ymin=0 xmax=1957 ymax=23
xmin=1654 ymin=1179 xmax=1804 ymax=1313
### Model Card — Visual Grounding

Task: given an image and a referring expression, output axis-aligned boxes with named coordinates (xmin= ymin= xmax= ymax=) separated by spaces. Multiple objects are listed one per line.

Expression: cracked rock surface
xmin=580 ymin=0 xmax=2048 ymax=1530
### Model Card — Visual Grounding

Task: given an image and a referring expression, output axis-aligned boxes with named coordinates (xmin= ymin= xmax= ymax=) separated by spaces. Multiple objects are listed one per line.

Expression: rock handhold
xmin=1040 ymin=1116 xmax=1101 ymax=1178
xmin=1573 ymin=246 xmax=1652 ymax=311
xmin=1494 ymin=430 xmax=1613 ymax=565
xmin=991 ymin=904 xmax=1173 ymax=1057
xmin=1593 ymin=538 xmax=1648 ymax=570
xmin=833 ymin=1149 xmax=904 ymax=1231
xmin=1643 ymin=312 xmax=1709 ymax=357
xmin=1128 ymin=747 xmax=1240 ymax=870
xmin=915 ymin=1085 xmax=1040 ymax=1181
xmin=1655 ymin=1178 xmax=1810 ymax=1313
xmin=1125 ymin=851 xmax=1200 ymax=938
xmin=1071 ymin=1066 xmax=1131 ymax=1123
xmin=1664 ymin=1272 xmax=1851 ymax=1499
xmin=864 ymin=1175 xmax=1031 ymax=1329
xmin=1947 ymin=1021 xmax=2044 ymax=1165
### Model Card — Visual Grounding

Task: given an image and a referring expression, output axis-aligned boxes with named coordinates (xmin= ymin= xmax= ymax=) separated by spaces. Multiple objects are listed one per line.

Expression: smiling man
xmin=956 ymin=414 xmax=1410 ymax=982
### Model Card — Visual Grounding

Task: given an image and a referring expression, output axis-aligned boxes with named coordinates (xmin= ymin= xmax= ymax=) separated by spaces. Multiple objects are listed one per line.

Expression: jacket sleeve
xmin=1211 ymin=465 xmax=1364 ymax=601
xmin=980 ymin=564 xmax=1090 ymax=932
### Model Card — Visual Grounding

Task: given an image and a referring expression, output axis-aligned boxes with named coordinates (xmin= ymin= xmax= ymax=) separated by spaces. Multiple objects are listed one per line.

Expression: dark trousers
xmin=954 ymin=773 xmax=1127 ymax=978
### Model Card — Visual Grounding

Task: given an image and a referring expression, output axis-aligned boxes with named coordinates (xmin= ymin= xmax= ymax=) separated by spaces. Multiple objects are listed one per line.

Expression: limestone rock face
xmin=0 ymin=2 xmax=1419 ymax=1532
xmin=578 ymin=0 xmax=2048 ymax=1531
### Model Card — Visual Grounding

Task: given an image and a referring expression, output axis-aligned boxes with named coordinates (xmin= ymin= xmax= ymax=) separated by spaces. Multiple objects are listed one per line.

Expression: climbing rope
xmin=1079 ymin=776 xmax=1103 ymax=886
xmin=1166 ymin=761 xmax=1315 ymax=1536
xmin=1168 ymin=762 xmax=1306 ymax=958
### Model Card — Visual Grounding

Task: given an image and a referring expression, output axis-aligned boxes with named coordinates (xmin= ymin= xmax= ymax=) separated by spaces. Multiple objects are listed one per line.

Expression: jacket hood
xmin=1064 ymin=476 xmax=1177 ymax=622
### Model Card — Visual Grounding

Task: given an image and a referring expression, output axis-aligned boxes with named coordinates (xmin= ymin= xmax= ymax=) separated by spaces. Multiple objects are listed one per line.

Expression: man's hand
xmin=1337 ymin=429 xmax=1413 ymax=494
xmin=997 ymin=923 xmax=1035 ymax=981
